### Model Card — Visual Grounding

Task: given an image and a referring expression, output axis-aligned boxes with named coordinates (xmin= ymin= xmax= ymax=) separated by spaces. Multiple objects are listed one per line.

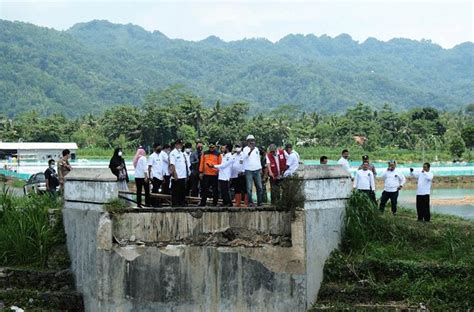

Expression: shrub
xmin=0 ymin=186 xmax=63 ymax=267
xmin=104 ymin=198 xmax=129 ymax=214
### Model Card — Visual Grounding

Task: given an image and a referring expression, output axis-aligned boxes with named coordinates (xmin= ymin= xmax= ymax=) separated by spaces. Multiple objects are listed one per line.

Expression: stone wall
xmin=63 ymin=165 xmax=351 ymax=311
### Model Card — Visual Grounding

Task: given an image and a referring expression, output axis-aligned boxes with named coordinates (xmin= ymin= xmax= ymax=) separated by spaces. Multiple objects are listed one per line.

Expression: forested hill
xmin=1 ymin=19 xmax=473 ymax=117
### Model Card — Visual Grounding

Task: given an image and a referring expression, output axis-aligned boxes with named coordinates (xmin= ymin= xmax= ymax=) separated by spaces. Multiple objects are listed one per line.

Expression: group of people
xmin=109 ymin=135 xmax=300 ymax=208
xmin=44 ymin=149 xmax=72 ymax=196
xmin=341 ymin=149 xmax=434 ymax=222
xmin=44 ymin=144 xmax=433 ymax=222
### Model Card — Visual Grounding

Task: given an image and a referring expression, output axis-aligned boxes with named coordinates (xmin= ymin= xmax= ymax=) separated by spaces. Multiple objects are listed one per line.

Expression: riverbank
xmin=311 ymin=193 xmax=474 ymax=311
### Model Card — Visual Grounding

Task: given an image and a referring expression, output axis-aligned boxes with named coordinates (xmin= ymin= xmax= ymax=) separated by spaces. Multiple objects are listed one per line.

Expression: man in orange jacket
xmin=199 ymin=143 xmax=222 ymax=206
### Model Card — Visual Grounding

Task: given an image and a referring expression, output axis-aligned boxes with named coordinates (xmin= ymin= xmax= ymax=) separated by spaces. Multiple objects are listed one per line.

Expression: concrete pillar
xmin=62 ymin=169 xmax=118 ymax=309
xmin=300 ymin=164 xmax=352 ymax=307
xmin=62 ymin=166 xmax=352 ymax=311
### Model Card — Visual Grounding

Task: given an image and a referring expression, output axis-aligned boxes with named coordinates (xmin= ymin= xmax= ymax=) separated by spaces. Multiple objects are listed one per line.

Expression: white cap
xmin=246 ymin=134 xmax=255 ymax=140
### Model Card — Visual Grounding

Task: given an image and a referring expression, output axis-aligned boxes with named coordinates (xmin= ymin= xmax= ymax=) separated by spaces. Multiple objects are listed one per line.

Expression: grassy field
xmin=311 ymin=192 xmax=474 ymax=311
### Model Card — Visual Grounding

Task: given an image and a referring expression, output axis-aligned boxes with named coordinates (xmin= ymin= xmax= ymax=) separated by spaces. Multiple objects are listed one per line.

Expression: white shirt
xmin=134 ymin=156 xmax=148 ymax=178
xmin=215 ymin=152 xmax=234 ymax=181
xmin=159 ymin=151 xmax=170 ymax=176
xmin=231 ymin=152 xmax=245 ymax=178
xmin=169 ymin=148 xmax=188 ymax=179
xmin=380 ymin=169 xmax=406 ymax=192
xmin=411 ymin=170 xmax=434 ymax=195
xmin=148 ymin=152 xmax=162 ymax=179
xmin=243 ymin=146 xmax=262 ymax=171
xmin=284 ymin=152 xmax=299 ymax=177
xmin=337 ymin=157 xmax=351 ymax=173
xmin=354 ymin=169 xmax=376 ymax=191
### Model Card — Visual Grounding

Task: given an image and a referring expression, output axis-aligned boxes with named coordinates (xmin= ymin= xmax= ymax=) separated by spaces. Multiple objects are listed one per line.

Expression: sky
xmin=0 ymin=0 xmax=472 ymax=48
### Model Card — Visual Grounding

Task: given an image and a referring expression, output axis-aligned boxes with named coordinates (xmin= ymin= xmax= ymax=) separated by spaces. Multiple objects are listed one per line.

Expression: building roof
xmin=0 ymin=142 xmax=78 ymax=150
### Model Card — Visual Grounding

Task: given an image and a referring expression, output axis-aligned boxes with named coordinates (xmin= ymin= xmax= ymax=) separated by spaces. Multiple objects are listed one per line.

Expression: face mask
xmin=235 ymin=148 xmax=242 ymax=152
xmin=185 ymin=148 xmax=191 ymax=153
xmin=118 ymin=151 xmax=123 ymax=157
xmin=50 ymin=164 xmax=55 ymax=169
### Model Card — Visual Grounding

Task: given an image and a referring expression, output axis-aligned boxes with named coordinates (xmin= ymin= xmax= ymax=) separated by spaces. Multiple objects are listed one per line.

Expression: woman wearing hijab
xmin=109 ymin=147 xmax=129 ymax=192
xmin=133 ymin=147 xmax=150 ymax=208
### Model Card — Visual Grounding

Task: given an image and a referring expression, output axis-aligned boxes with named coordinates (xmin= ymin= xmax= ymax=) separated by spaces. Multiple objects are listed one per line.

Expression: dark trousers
xmin=359 ymin=189 xmax=377 ymax=204
xmin=379 ymin=190 xmax=399 ymax=213
xmin=200 ymin=175 xmax=219 ymax=206
xmin=416 ymin=195 xmax=431 ymax=222
xmin=151 ymin=177 xmax=162 ymax=193
xmin=172 ymin=178 xmax=187 ymax=207
xmin=162 ymin=175 xmax=171 ymax=194
xmin=232 ymin=175 xmax=247 ymax=195
xmin=150 ymin=177 xmax=162 ymax=207
xmin=188 ymin=172 xmax=200 ymax=197
xmin=270 ymin=178 xmax=283 ymax=204
xmin=262 ymin=176 xmax=268 ymax=203
xmin=135 ymin=178 xmax=150 ymax=207
xmin=48 ymin=189 xmax=58 ymax=198
xmin=219 ymin=180 xmax=232 ymax=206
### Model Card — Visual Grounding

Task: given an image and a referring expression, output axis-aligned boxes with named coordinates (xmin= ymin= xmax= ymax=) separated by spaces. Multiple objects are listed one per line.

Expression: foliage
xmin=276 ymin=175 xmax=305 ymax=219
xmin=0 ymin=186 xmax=64 ymax=267
xmin=448 ymin=134 xmax=466 ymax=159
xmin=104 ymin=198 xmax=129 ymax=214
xmin=461 ymin=123 xmax=474 ymax=150
xmin=1 ymin=84 xmax=471 ymax=162
xmin=313 ymin=193 xmax=474 ymax=310
xmin=0 ymin=19 xmax=473 ymax=117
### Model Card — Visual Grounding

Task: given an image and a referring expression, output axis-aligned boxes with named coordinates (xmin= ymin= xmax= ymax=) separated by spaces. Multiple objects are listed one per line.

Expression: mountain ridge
xmin=0 ymin=19 xmax=472 ymax=117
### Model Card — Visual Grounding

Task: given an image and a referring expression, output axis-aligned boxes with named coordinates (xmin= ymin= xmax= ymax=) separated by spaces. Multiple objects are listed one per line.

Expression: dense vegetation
xmin=0 ymin=184 xmax=65 ymax=268
xmin=1 ymin=86 xmax=472 ymax=161
xmin=1 ymin=19 xmax=473 ymax=117
xmin=311 ymin=192 xmax=474 ymax=310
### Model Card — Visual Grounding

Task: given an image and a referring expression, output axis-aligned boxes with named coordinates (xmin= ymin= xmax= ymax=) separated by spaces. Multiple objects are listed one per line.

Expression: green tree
xmin=100 ymin=105 xmax=142 ymax=149
xmin=448 ymin=134 xmax=466 ymax=159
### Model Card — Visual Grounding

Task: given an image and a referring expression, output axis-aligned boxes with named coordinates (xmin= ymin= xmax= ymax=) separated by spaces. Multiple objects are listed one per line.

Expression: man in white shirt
xmin=243 ymin=134 xmax=263 ymax=207
xmin=353 ymin=161 xmax=376 ymax=203
xmin=169 ymin=139 xmax=189 ymax=207
xmin=410 ymin=163 xmax=434 ymax=222
xmin=148 ymin=143 xmax=163 ymax=206
xmin=159 ymin=144 xmax=171 ymax=194
xmin=337 ymin=149 xmax=351 ymax=174
xmin=211 ymin=143 xmax=234 ymax=207
xmin=283 ymin=144 xmax=299 ymax=177
xmin=379 ymin=160 xmax=406 ymax=215
xmin=358 ymin=155 xmax=377 ymax=177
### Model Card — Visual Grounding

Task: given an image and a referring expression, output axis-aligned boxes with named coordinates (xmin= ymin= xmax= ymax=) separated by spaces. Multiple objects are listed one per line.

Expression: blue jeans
xmin=245 ymin=170 xmax=263 ymax=205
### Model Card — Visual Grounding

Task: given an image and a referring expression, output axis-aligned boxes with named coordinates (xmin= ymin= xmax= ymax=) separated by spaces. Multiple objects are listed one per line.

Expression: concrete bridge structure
xmin=62 ymin=165 xmax=352 ymax=311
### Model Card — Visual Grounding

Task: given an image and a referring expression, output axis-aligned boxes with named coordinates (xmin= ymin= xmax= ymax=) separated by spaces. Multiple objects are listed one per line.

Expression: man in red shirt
xmin=266 ymin=144 xmax=287 ymax=204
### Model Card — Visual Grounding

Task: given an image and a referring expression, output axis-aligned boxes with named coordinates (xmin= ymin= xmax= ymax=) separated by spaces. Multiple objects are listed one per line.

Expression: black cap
xmin=285 ymin=143 xmax=293 ymax=149
xmin=362 ymin=155 xmax=369 ymax=160
xmin=175 ymin=139 xmax=184 ymax=145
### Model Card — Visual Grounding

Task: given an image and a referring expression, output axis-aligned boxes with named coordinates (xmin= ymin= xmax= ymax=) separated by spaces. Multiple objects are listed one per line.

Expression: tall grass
xmin=0 ymin=185 xmax=64 ymax=267
xmin=342 ymin=191 xmax=472 ymax=264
